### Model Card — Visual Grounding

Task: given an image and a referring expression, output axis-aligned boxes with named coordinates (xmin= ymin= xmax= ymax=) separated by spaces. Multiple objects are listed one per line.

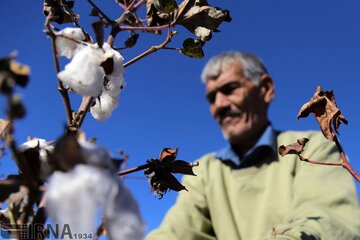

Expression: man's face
xmin=205 ymin=61 xmax=271 ymax=145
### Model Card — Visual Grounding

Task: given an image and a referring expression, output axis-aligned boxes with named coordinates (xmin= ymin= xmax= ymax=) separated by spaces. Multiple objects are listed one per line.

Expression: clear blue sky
xmin=1 ymin=0 xmax=360 ymax=236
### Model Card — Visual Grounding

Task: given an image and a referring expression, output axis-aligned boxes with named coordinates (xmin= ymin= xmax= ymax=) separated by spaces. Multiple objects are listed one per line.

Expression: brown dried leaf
xmin=0 ymin=179 xmax=28 ymax=205
xmin=169 ymin=160 xmax=196 ymax=176
xmin=175 ymin=0 xmax=231 ymax=42
xmin=145 ymin=148 xmax=197 ymax=198
xmin=0 ymin=55 xmax=30 ymax=90
xmin=0 ymin=118 xmax=10 ymax=140
xmin=43 ymin=0 xmax=78 ymax=24
xmin=92 ymin=21 xmax=104 ymax=48
xmin=160 ymin=148 xmax=178 ymax=163
xmin=297 ymin=86 xmax=348 ymax=141
xmin=278 ymin=138 xmax=309 ymax=157
xmin=146 ymin=0 xmax=170 ymax=34
xmin=150 ymin=171 xmax=187 ymax=199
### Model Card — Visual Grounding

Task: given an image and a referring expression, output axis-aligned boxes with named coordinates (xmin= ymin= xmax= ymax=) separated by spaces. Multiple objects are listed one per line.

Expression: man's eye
xmin=220 ymin=82 xmax=241 ymax=95
xmin=206 ymin=93 xmax=216 ymax=104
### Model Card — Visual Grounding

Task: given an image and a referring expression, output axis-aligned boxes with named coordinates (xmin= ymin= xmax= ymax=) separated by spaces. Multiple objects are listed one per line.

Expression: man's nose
xmin=214 ymin=92 xmax=230 ymax=108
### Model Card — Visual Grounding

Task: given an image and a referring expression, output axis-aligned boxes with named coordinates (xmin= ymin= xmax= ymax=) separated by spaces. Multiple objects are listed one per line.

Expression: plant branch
xmin=118 ymin=23 xmax=174 ymax=32
xmin=334 ymin=136 xmax=360 ymax=182
xmin=87 ymin=0 xmax=114 ymax=25
xmin=124 ymin=28 xmax=176 ymax=68
xmin=45 ymin=17 xmax=73 ymax=125
xmin=133 ymin=0 xmax=146 ymax=11
xmin=297 ymin=155 xmax=343 ymax=166
xmin=117 ymin=163 xmax=150 ymax=176
xmin=72 ymin=96 xmax=94 ymax=130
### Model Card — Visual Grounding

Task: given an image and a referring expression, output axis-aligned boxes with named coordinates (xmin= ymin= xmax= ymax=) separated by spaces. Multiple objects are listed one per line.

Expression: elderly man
xmin=146 ymin=52 xmax=360 ymax=239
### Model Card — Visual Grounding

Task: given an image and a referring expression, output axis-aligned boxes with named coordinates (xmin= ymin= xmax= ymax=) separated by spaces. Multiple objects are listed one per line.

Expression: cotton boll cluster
xmin=57 ymin=45 xmax=105 ymax=97
xmin=46 ymin=140 xmax=144 ymax=240
xmin=55 ymin=28 xmax=85 ymax=59
xmin=55 ymin=28 xmax=125 ymax=120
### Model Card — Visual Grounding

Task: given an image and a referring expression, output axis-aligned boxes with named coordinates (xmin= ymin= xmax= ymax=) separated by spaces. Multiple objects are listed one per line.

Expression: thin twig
xmin=334 ymin=136 xmax=360 ymax=182
xmin=298 ymin=155 xmax=343 ymax=166
xmin=117 ymin=163 xmax=150 ymax=176
xmin=133 ymin=0 xmax=146 ymax=11
xmin=119 ymin=24 xmax=174 ymax=32
xmin=87 ymin=0 xmax=114 ymax=24
xmin=45 ymin=17 xmax=73 ymax=125
xmin=124 ymin=28 xmax=176 ymax=68
xmin=72 ymin=97 xmax=94 ymax=130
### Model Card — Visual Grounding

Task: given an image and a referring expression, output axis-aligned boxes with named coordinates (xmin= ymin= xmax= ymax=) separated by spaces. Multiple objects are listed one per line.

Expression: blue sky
xmin=1 ymin=0 xmax=360 ymax=236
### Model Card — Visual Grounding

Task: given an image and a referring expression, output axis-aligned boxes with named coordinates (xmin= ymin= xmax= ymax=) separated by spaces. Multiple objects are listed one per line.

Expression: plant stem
xmin=87 ymin=0 xmax=114 ymax=24
xmin=45 ymin=18 xmax=73 ymax=125
xmin=298 ymin=155 xmax=343 ymax=166
xmin=73 ymin=96 xmax=94 ymax=130
xmin=117 ymin=163 xmax=150 ymax=176
xmin=334 ymin=136 xmax=360 ymax=182
xmin=124 ymin=28 xmax=175 ymax=68
xmin=133 ymin=0 xmax=146 ymax=11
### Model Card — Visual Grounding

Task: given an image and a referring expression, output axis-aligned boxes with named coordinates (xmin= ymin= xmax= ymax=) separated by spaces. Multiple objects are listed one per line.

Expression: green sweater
xmin=146 ymin=131 xmax=360 ymax=240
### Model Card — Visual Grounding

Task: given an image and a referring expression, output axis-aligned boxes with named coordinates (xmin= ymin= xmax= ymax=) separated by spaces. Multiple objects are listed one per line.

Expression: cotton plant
xmin=0 ymin=0 xmax=231 ymax=239
xmin=56 ymin=28 xmax=125 ymax=120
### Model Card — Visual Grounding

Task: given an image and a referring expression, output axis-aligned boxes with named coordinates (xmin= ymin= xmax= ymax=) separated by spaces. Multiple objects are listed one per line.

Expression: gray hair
xmin=201 ymin=51 xmax=268 ymax=84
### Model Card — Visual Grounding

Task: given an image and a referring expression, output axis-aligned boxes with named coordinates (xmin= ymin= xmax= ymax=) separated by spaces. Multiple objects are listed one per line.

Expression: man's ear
xmin=258 ymin=74 xmax=275 ymax=103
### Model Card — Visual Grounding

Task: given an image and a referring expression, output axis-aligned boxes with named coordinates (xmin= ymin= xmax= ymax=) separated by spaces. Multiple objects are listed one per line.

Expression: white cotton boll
xmin=58 ymin=45 xmax=105 ymax=97
xmin=55 ymin=28 xmax=85 ymax=59
xmin=102 ymin=43 xmax=125 ymax=97
xmin=46 ymin=165 xmax=102 ymax=240
xmin=78 ymin=140 xmax=114 ymax=169
xmin=18 ymin=138 xmax=54 ymax=180
xmin=104 ymin=180 xmax=145 ymax=240
xmin=47 ymin=165 xmax=144 ymax=240
xmin=90 ymin=93 xmax=119 ymax=121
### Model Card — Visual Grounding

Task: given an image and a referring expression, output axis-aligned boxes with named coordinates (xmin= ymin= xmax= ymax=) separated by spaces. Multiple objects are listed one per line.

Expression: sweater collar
xmin=215 ymin=125 xmax=276 ymax=166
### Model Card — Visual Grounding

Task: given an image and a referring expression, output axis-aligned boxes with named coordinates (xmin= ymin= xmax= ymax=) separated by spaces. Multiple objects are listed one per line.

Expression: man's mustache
xmin=215 ymin=108 xmax=242 ymax=123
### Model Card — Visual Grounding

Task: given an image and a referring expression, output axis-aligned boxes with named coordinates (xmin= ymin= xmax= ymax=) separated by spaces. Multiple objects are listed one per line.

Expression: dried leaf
xmin=175 ymin=0 xmax=231 ymax=42
xmin=92 ymin=21 xmax=104 ymax=48
xmin=43 ymin=0 xmax=78 ymax=24
xmin=297 ymin=86 xmax=348 ymax=141
xmin=154 ymin=0 xmax=178 ymax=14
xmin=124 ymin=32 xmax=139 ymax=48
xmin=169 ymin=160 xmax=196 ymax=175
xmin=160 ymin=148 xmax=178 ymax=163
xmin=144 ymin=148 xmax=197 ymax=198
xmin=278 ymin=138 xmax=309 ymax=157
xmin=0 ymin=55 xmax=30 ymax=92
xmin=0 ymin=179 xmax=28 ymax=205
xmin=0 ymin=119 xmax=10 ymax=140
xmin=50 ymin=133 xmax=85 ymax=172
xmin=181 ymin=38 xmax=204 ymax=58
xmin=146 ymin=0 xmax=170 ymax=34
xmin=8 ymin=95 xmax=26 ymax=119
xmin=9 ymin=60 xmax=30 ymax=87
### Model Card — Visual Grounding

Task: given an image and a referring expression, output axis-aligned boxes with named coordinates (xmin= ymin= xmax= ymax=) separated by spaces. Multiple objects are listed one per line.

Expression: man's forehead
xmin=206 ymin=61 xmax=245 ymax=82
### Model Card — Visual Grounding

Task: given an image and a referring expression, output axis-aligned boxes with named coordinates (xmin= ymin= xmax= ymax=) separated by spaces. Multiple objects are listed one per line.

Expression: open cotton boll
xmin=104 ymin=178 xmax=145 ymax=240
xmin=46 ymin=165 xmax=101 ymax=239
xmin=102 ymin=43 xmax=124 ymax=80
xmin=78 ymin=140 xmax=114 ymax=169
xmin=90 ymin=93 xmax=119 ymax=121
xmin=47 ymin=165 xmax=144 ymax=240
xmin=58 ymin=45 xmax=105 ymax=97
xmin=55 ymin=28 xmax=85 ymax=59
